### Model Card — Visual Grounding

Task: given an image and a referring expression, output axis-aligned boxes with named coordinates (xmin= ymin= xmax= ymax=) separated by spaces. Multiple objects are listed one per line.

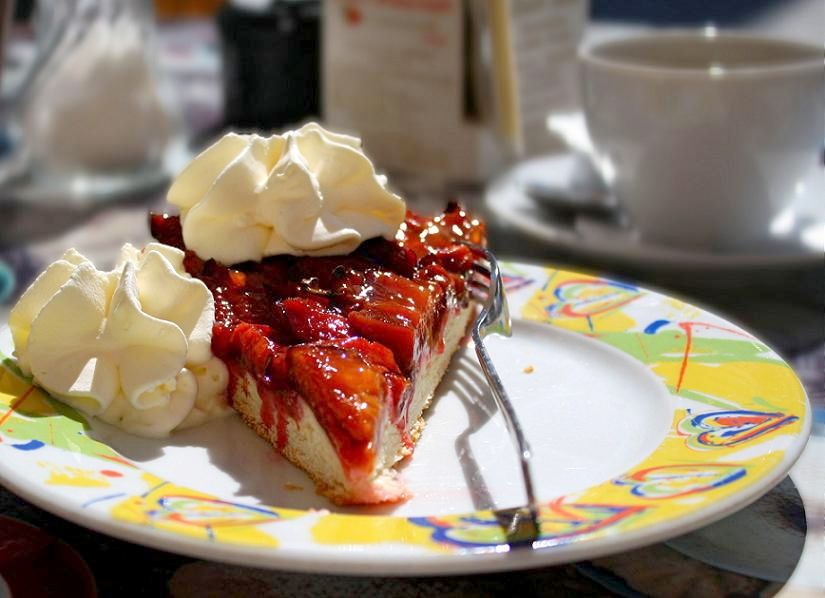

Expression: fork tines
xmin=469 ymin=264 xmax=492 ymax=301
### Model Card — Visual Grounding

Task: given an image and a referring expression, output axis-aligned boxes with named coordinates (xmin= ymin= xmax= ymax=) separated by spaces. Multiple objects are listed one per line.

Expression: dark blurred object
xmin=155 ymin=0 xmax=225 ymax=19
xmin=0 ymin=515 xmax=97 ymax=598
xmin=591 ymin=0 xmax=783 ymax=24
xmin=13 ymin=0 xmax=33 ymax=21
xmin=0 ymin=0 xmax=11 ymax=74
xmin=21 ymin=0 xmax=226 ymax=22
xmin=218 ymin=0 xmax=320 ymax=131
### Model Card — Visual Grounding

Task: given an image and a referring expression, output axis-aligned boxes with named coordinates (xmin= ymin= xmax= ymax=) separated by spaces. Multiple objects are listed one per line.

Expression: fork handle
xmin=472 ymin=332 xmax=540 ymax=532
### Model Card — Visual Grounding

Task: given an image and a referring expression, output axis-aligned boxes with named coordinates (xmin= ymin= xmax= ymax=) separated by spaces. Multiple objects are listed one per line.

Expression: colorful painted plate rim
xmin=0 ymin=263 xmax=811 ymax=576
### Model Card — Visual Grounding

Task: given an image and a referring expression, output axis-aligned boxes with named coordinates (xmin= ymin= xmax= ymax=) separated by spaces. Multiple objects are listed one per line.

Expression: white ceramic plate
xmin=0 ymin=263 xmax=810 ymax=575
xmin=486 ymin=156 xmax=825 ymax=270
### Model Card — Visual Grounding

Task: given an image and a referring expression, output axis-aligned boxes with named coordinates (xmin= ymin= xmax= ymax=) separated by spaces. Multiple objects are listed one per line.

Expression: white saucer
xmin=486 ymin=154 xmax=825 ymax=270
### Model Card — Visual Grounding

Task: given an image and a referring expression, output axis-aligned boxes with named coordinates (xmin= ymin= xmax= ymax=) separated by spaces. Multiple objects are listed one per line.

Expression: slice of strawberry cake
xmin=10 ymin=122 xmax=487 ymax=506
xmin=152 ymin=203 xmax=484 ymax=504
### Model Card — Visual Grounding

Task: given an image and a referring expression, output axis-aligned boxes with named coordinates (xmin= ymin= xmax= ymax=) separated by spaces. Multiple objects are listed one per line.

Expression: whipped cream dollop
xmin=9 ymin=243 xmax=230 ymax=437
xmin=167 ymin=122 xmax=406 ymax=264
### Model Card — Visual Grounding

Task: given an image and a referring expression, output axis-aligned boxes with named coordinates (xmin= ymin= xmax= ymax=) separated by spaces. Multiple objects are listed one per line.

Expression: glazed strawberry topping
xmin=150 ymin=204 xmax=485 ymax=478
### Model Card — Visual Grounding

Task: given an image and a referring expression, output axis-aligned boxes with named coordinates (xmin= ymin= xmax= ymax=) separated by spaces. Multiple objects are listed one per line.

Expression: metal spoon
xmin=522 ymin=152 xmax=617 ymax=219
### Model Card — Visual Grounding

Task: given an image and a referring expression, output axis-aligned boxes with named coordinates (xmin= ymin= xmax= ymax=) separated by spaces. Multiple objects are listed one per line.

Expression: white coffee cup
xmin=579 ymin=31 xmax=823 ymax=250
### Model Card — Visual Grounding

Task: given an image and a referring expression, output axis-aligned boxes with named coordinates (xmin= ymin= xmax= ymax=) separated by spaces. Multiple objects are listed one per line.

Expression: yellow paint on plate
xmin=111 ymin=473 xmax=284 ymax=547
xmin=40 ymin=462 xmax=111 ymax=488
xmin=312 ymin=513 xmax=448 ymax=551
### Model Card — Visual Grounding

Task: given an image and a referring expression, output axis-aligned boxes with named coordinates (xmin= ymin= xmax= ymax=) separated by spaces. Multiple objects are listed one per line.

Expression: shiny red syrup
xmin=151 ymin=205 xmax=485 ymax=477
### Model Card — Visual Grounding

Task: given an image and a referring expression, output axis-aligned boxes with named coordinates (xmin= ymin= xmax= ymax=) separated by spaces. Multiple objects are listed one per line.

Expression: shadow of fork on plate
xmin=445 ymin=352 xmax=541 ymax=547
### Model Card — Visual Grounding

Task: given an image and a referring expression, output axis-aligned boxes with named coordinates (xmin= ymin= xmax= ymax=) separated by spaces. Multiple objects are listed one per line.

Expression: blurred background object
xmin=0 ymin=0 xmax=817 ymax=337
xmin=578 ymin=32 xmax=823 ymax=251
xmin=323 ymin=0 xmax=588 ymax=181
xmin=218 ymin=0 xmax=319 ymax=131
xmin=155 ymin=0 xmax=224 ymax=19
xmin=0 ymin=2 xmax=11 ymax=76
xmin=590 ymin=0 xmax=801 ymax=25
xmin=25 ymin=3 xmax=171 ymax=173
xmin=0 ymin=0 xmax=817 ymax=344
xmin=0 ymin=0 xmax=184 ymax=207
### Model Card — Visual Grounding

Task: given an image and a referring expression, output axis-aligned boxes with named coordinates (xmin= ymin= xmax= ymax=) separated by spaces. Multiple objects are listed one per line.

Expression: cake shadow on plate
xmin=86 ymin=345 xmax=507 ymax=516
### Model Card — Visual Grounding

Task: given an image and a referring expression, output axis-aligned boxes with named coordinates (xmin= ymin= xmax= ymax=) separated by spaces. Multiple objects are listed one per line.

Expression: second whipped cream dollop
xmin=9 ymin=243 xmax=230 ymax=437
xmin=167 ymin=122 xmax=406 ymax=264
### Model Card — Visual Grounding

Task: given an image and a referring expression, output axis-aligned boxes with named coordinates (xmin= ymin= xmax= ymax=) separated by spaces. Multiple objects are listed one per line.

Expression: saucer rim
xmin=486 ymin=154 xmax=824 ymax=270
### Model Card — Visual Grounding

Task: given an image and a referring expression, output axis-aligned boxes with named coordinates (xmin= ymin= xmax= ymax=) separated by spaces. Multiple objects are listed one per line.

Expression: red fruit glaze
xmin=150 ymin=205 xmax=485 ymax=479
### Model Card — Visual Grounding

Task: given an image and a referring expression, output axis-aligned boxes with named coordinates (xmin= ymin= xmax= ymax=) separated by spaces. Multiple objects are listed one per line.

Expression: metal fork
xmin=464 ymin=243 xmax=540 ymax=545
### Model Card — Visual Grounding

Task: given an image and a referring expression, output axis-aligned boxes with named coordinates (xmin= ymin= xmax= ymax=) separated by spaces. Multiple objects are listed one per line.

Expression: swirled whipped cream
xmin=9 ymin=243 xmax=230 ymax=437
xmin=167 ymin=122 xmax=406 ymax=264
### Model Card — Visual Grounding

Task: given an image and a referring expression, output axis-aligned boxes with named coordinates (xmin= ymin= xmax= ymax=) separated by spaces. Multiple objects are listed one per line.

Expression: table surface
xmin=0 ymin=7 xmax=823 ymax=597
